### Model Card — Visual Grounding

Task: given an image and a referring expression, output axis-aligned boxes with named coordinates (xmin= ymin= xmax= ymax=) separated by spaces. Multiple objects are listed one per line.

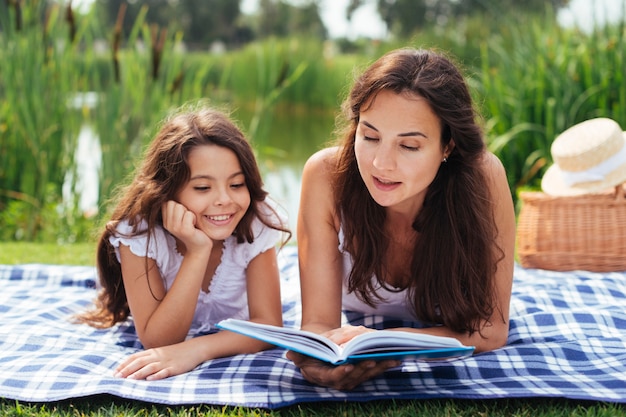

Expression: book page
xmin=216 ymin=319 xmax=343 ymax=362
xmin=341 ymin=330 xmax=464 ymax=357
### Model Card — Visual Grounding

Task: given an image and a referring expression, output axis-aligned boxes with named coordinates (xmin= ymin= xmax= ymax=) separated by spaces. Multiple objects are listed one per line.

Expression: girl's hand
xmin=161 ymin=200 xmax=211 ymax=252
xmin=114 ymin=342 xmax=204 ymax=380
xmin=286 ymin=351 xmax=400 ymax=390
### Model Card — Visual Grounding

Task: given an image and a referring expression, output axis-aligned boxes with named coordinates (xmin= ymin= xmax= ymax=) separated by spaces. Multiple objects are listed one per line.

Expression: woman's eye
xmin=363 ymin=136 xmax=379 ymax=142
xmin=231 ymin=183 xmax=246 ymax=189
xmin=401 ymin=144 xmax=419 ymax=151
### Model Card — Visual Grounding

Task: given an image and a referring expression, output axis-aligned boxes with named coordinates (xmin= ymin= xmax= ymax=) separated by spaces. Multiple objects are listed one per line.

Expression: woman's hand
xmin=323 ymin=325 xmax=375 ymax=346
xmin=286 ymin=351 xmax=400 ymax=390
xmin=162 ymin=200 xmax=212 ymax=253
xmin=286 ymin=325 xmax=399 ymax=390
xmin=114 ymin=341 xmax=204 ymax=380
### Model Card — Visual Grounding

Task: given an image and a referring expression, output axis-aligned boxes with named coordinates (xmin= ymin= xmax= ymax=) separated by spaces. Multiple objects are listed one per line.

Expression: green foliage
xmin=1 ymin=1 xmax=625 ymax=242
xmin=478 ymin=13 xmax=626 ymax=192
xmin=0 ymin=185 xmax=98 ymax=243
xmin=0 ymin=1 xmax=90 ymax=240
xmin=348 ymin=0 xmax=571 ymax=38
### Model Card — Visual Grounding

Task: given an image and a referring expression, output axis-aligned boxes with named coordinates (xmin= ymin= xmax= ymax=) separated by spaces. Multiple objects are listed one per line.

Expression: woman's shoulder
xmin=300 ymin=147 xmax=341 ymax=234
xmin=303 ymin=147 xmax=339 ymax=173
xmin=478 ymin=151 xmax=507 ymax=182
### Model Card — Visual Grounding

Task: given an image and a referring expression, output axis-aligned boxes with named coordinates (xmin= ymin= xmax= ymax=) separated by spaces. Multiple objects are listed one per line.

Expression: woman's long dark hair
xmin=78 ymin=105 xmax=290 ymax=328
xmin=334 ymin=48 xmax=504 ymax=335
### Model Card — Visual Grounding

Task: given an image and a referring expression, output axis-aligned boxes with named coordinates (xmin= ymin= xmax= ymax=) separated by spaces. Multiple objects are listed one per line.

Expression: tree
xmin=95 ymin=0 xmax=244 ymax=48
xmin=256 ymin=0 xmax=326 ymax=39
xmin=347 ymin=0 xmax=571 ymax=38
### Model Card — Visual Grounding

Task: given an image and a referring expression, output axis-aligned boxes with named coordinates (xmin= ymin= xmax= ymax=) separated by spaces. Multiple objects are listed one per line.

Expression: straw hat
xmin=541 ymin=118 xmax=626 ymax=196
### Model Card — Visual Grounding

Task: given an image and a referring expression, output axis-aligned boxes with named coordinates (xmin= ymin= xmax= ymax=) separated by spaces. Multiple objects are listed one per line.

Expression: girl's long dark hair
xmin=78 ymin=105 xmax=290 ymax=328
xmin=334 ymin=48 xmax=504 ymax=335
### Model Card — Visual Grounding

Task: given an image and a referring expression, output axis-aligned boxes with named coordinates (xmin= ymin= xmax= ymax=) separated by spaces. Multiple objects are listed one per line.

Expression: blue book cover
xmin=216 ymin=318 xmax=475 ymax=365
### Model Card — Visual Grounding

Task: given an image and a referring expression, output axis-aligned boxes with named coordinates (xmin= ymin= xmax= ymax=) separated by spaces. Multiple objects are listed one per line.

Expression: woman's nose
xmin=372 ymin=145 xmax=396 ymax=171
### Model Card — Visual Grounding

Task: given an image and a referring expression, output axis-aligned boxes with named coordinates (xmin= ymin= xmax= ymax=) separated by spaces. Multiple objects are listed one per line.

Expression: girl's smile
xmin=205 ymin=213 xmax=236 ymax=226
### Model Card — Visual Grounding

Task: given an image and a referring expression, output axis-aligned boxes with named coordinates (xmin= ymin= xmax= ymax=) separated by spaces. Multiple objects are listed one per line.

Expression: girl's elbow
xmin=138 ymin=332 xmax=185 ymax=349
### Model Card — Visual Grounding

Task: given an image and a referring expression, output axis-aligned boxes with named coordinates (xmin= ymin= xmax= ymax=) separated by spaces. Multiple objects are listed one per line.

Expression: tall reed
xmin=477 ymin=11 xmax=625 ymax=194
xmin=0 ymin=1 xmax=89 ymax=240
xmin=88 ymin=5 xmax=191 ymax=214
xmin=1 ymin=2 xmax=624 ymax=241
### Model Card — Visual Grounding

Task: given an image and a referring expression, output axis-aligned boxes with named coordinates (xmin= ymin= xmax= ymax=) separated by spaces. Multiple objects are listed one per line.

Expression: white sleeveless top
xmin=338 ymin=227 xmax=417 ymax=321
xmin=109 ymin=202 xmax=286 ymax=333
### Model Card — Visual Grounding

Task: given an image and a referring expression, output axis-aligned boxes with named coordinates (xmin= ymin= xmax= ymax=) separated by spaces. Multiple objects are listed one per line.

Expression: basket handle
xmin=614 ymin=184 xmax=626 ymax=200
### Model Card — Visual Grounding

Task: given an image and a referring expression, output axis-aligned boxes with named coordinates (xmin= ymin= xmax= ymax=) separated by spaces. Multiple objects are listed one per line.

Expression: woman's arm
xmin=288 ymin=148 xmax=399 ymax=389
xmin=297 ymin=148 xmax=344 ymax=333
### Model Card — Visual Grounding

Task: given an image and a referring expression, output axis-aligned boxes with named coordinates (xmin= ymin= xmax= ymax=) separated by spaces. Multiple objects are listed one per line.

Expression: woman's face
xmin=354 ymin=89 xmax=450 ymax=217
xmin=176 ymin=144 xmax=251 ymax=242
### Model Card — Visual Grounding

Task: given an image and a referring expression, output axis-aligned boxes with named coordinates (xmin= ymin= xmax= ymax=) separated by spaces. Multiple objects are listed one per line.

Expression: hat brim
xmin=541 ymin=133 xmax=626 ymax=196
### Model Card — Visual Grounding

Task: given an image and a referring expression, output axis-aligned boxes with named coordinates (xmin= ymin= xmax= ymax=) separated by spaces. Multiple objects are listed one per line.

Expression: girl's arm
xmin=119 ymin=244 xmax=209 ymax=348
xmin=121 ymin=201 xmax=213 ymax=348
xmin=115 ymin=247 xmax=283 ymax=380
xmin=245 ymin=247 xmax=284 ymax=328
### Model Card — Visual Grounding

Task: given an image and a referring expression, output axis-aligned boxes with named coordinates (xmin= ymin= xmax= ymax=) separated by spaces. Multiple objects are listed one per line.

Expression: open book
xmin=216 ymin=318 xmax=475 ymax=365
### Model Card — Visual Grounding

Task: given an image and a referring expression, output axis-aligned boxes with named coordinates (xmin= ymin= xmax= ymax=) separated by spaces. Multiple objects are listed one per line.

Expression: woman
xmin=289 ymin=48 xmax=516 ymax=390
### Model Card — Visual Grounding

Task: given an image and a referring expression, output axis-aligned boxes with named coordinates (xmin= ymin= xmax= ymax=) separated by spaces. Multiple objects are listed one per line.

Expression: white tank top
xmin=338 ymin=227 xmax=417 ymax=321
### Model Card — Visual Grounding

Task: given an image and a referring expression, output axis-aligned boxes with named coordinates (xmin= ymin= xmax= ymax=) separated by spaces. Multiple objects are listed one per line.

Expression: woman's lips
xmin=373 ymin=176 xmax=401 ymax=191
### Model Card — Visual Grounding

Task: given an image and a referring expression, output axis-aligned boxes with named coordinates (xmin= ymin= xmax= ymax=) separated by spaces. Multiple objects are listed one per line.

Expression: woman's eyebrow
xmin=361 ymin=120 xmax=427 ymax=138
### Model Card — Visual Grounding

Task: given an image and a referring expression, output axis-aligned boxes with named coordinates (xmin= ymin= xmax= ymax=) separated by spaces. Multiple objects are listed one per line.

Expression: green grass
xmin=2 ymin=243 xmax=626 ymax=415
xmin=1 ymin=397 xmax=625 ymax=417
xmin=0 ymin=242 xmax=96 ymax=265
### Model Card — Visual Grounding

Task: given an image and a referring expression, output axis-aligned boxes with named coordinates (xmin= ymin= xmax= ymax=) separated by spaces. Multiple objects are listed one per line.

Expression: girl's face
xmin=176 ymin=144 xmax=251 ymax=242
xmin=354 ymin=89 xmax=451 ymax=218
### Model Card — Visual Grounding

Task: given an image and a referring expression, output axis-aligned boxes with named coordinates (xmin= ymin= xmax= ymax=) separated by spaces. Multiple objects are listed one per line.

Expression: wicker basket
xmin=516 ymin=185 xmax=626 ymax=272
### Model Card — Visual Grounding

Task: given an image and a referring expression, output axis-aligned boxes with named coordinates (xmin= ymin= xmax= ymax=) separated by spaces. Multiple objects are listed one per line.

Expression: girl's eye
xmin=194 ymin=186 xmax=210 ymax=191
xmin=231 ymin=183 xmax=246 ymax=189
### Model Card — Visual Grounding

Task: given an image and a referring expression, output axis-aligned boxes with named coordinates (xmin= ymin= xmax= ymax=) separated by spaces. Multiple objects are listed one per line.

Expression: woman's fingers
xmin=286 ymin=351 xmax=400 ymax=390
xmin=324 ymin=325 xmax=374 ymax=346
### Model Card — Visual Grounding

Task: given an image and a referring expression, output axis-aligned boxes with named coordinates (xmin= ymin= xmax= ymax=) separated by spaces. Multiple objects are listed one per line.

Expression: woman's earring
xmin=442 ymin=156 xmax=448 ymax=163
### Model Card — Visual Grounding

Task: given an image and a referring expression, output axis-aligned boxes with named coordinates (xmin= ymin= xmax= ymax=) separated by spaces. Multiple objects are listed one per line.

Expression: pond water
xmin=74 ymin=106 xmax=337 ymax=239
xmin=237 ymin=107 xmax=337 ymax=237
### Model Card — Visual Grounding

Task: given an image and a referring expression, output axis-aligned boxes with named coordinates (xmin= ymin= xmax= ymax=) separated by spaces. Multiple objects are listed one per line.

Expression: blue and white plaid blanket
xmin=1 ymin=246 xmax=626 ymax=408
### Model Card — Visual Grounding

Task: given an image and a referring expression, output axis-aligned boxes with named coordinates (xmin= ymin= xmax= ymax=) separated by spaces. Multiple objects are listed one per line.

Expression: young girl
xmin=78 ymin=105 xmax=290 ymax=380
xmin=289 ymin=48 xmax=516 ymax=389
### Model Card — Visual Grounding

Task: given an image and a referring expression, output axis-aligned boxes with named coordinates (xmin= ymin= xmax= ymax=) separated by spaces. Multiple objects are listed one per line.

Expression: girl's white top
xmin=109 ymin=202 xmax=286 ymax=334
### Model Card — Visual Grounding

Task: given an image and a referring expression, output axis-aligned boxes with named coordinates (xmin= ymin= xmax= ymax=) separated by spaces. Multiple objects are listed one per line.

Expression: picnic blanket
xmin=1 ymin=245 xmax=626 ymax=408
